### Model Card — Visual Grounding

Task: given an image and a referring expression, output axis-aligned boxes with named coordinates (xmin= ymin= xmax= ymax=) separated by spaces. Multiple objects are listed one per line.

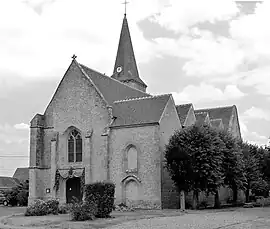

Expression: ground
xmin=2 ymin=206 xmax=270 ymax=228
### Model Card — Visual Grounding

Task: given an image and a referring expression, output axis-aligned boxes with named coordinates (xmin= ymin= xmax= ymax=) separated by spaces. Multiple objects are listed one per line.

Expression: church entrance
xmin=125 ymin=180 xmax=138 ymax=207
xmin=66 ymin=177 xmax=82 ymax=203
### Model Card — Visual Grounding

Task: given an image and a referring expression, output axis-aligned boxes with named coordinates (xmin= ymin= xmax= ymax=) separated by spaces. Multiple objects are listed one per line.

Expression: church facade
xmin=28 ymin=15 xmax=241 ymax=209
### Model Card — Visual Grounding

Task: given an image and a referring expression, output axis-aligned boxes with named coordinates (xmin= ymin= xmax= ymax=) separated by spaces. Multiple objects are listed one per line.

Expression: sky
xmin=0 ymin=0 xmax=269 ymax=176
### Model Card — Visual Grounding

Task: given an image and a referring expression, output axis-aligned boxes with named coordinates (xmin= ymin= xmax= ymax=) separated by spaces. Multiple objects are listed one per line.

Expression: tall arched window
xmin=127 ymin=146 xmax=138 ymax=171
xmin=68 ymin=129 xmax=82 ymax=163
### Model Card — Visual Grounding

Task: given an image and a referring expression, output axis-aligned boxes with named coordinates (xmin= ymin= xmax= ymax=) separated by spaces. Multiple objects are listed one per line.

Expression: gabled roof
xmin=13 ymin=167 xmax=29 ymax=182
xmin=176 ymin=103 xmax=192 ymax=126
xmin=195 ymin=112 xmax=209 ymax=125
xmin=111 ymin=15 xmax=147 ymax=88
xmin=210 ymin=119 xmax=223 ymax=129
xmin=111 ymin=94 xmax=171 ymax=127
xmin=195 ymin=106 xmax=234 ymax=130
xmin=80 ymin=63 xmax=150 ymax=106
xmin=0 ymin=176 xmax=20 ymax=190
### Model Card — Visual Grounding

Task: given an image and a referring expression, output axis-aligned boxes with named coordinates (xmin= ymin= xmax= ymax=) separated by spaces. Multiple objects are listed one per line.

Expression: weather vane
xmin=72 ymin=54 xmax=77 ymax=60
xmin=122 ymin=0 xmax=129 ymax=16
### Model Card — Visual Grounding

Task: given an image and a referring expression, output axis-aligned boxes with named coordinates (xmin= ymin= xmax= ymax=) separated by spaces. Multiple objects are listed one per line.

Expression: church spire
xmin=112 ymin=14 xmax=147 ymax=92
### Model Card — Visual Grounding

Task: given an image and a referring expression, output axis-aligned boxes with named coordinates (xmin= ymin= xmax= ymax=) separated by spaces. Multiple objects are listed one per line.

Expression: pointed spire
xmin=112 ymin=15 xmax=147 ymax=92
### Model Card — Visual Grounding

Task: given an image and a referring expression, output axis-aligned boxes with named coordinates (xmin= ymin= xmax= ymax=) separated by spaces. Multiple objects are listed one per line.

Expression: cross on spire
xmin=122 ymin=0 xmax=129 ymax=16
xmin=72 ymin=54 xmax=77 ymax=60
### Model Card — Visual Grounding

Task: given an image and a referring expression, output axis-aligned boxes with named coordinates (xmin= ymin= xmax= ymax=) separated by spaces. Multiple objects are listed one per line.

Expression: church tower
xmin=112 ymin=14 xmax=147 ymax=92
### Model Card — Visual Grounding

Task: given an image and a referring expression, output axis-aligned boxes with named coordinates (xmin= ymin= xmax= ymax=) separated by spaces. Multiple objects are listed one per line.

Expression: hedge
xmin=84 ymin=181 xmax=115 ymax=218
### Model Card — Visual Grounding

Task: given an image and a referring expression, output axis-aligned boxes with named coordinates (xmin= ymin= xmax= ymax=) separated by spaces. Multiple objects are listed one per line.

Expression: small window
xmin=127 ymin=146 xmax=138 ymax=170
xmin=68 ymin=129 xmax=82 ymax=163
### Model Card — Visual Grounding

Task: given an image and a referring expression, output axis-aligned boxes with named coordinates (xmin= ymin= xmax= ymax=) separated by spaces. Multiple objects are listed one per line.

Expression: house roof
xmin=210 ymin=119 xmax=223 ymax=128
xmin=176 ymin=103 xmax=192 ymax=126
xmin=195 ymin=112 xmax=209 ymax=125
xmin=13 ymin=167 xmax=29 ymax=182
xmin=195 ymin=106 xmax=234 ymax=130
xmin=0 ymin=176 xmax=20 ymax=189
xmin=111 ymin=94 xmax=171 ymax=127
xmin=111 ymin=15 xmax=147 ymax=88
xmin=80 ymin=63 xmax=150 ymax=106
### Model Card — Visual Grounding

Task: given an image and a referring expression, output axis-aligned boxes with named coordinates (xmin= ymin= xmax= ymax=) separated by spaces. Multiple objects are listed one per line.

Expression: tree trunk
xmin=192 ymin=190 xmax=198 ymax=209
xmin=214 ymin=190 xmax=221 ymax=209
xmin=180 ymin=190 xmax=185 ymax=210
xmin=232 ymin=183 xmax=238 ymax=204
xmin=245 ymin=188 xmax=250 ymax=203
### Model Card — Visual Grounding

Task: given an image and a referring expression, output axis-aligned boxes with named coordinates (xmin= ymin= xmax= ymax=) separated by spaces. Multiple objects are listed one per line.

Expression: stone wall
xmin=110 ymin=125 xmax=161 ymax=209
xmin=159 ymin=96 xmax=182 ymax=209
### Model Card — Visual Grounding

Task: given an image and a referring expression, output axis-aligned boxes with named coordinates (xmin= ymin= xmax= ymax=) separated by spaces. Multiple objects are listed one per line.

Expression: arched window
xmin=68 ymin=129 xmax=82 ymax=163
xmin=127 ymin=146 xmax=137 ymax=170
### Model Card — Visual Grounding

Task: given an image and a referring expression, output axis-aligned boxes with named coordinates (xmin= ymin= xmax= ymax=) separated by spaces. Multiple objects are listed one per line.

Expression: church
xmin=28 ymin=14 xmax=241 ymax=209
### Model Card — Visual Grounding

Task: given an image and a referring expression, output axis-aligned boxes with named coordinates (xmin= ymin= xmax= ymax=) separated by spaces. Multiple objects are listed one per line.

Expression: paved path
xmin=0 ymin=206 xmax=25 ymax=218
xmin=106 ymin=208 xmax=270 ymax=229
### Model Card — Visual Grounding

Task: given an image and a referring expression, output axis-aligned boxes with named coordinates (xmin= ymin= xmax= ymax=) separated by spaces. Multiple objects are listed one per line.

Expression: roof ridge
xmin=176 ymin=103 xmax=193 ymax=107
xmin=195 ymin=105 xmax=234 ymax=111
xmin=210 ymin=118 xmax=223 ymax=121
xmin=113 ymin=93 xmax=171 ymax=103
xmin=79 ymin=63 xmax=151 ymax=96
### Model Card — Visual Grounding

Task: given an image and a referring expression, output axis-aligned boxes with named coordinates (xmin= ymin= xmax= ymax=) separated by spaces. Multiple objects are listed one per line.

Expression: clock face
xmin=116 ymin=66 xmax=122 ymax=73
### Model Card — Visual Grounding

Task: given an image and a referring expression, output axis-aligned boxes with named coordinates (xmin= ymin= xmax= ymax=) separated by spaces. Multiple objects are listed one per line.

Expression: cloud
xmin=154 ymin=28 xmax=245 ymax=78
xmin=14 ymin=123 xmax=30 ymax=130
xmin=0 ymin=0 xmax=161 ymax=80
xmin=152 ymin=0 xmax=239 ymax=33
xmin=172 ymin=83 xmax=245 ymax=104
xmin=243 ymin=106 xmax=270 ymax=121
xmin=239 ymin=116 xmax=268 ymax=146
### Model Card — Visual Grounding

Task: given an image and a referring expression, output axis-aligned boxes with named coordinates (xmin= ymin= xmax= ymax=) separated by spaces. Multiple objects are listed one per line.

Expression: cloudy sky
xmin=0 ymin=0 xmax=269 ymax=176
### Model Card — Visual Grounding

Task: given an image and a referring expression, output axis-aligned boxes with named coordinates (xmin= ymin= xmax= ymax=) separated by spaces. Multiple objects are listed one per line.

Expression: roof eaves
xmin=110 ymin=122 xmax=159 ymax=129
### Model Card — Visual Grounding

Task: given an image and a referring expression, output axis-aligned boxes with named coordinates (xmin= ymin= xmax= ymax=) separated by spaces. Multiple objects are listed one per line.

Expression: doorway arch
xmin=66 ymin=177 xmax=82 ymax=203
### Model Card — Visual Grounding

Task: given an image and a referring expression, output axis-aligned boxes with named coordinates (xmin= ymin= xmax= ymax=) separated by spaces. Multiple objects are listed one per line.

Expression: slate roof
xmin=111 ymin=15 xmax=147 ymax=88
xmin=195 ymin=112 xmax=209 ymax=125
xmin=111 ymin=94 xmax=171 ymax=127
xmin=13 ymin=167 xmax=29 ymax=182
xmin=0 ymin=176 xmax=20 ymax=190
xmin=80 ymin=63 xmax=150 ymax=106
xmin=195 ymin=106 xmax=234 ymax=130
xmin=210 ymin=119 xmax=223 ymax=128
xmin=176 ymin=103 xmax=192 ymax=126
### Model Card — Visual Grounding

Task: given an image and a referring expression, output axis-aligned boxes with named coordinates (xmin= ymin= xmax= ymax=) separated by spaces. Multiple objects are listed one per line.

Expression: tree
xmin=218 ymin=130 xmax=247 ymax=203
xmin=165 ymin=124 xmax=225 ymax=209
xmin=240 ymin=142 xmax=261 ymax=202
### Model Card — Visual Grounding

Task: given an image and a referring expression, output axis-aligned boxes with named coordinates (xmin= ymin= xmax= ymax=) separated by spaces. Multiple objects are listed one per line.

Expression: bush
xmin=58 ymin=204 xmax=70 ymax=214
xmin=185 ymin=199 xmax=192 ymax=209
xmin=17 ymin=190 xmax=28 ymax=206
xmin=46 ymin=199 xmax=59 ymax=215
xmin=25 ymin=199 xmax=59 ymax=216
xmin=198 ymin=200 xmax=208 ymax=209
xmin=69 ymin=201 xmax=96 ymax=221
xmin=4 ymin=189 xmax=18 ymax=206
xmin=85 ymin=181 xmax=115 ymax=218
xmin=25 ymin=199 xmax=48 ymax=216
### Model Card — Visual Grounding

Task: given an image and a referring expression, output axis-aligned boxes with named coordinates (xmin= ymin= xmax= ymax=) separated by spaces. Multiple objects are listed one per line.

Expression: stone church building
xmin=28 ymin=14 xmax=241 ymax=209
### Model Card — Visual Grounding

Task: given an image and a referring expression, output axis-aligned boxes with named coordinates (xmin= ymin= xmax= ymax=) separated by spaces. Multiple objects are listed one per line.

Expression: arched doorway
xmin=125 ymin=180 xmax=139 ymax=207
xmin=66 ymin=177 xmax=82 ymax=203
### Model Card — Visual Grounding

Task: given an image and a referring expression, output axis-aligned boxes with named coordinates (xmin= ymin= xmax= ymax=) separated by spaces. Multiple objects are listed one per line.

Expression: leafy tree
xmin=240 ymin=142 xmax=262 ymax=202
xmin=165 ymin=124 xmax=225 ymax=209
xmin=218 ymin=130 xmax=247 ymax=203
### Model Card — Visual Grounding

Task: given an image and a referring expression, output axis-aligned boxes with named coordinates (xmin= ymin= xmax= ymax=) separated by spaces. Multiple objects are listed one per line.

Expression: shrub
xmin=69 ymin=201 xmax=96 ymax=221
xmin=25 ymin=199 xmax=59 ymax=216
xmin=46 ymin=199 xmax=59 ymax=215
xmin=58 ymin=204 xmax=70 ymax=214
xmin=85 ymin=181 xmax=115 ymax=218
xmin=185 ymin=199 xmax=192 ymax=209
xmin=17 ymin=190 xmax=28 ymax=206
xmin=25 ymin=199 xmax=48 ymax=216
xmin=198 ymin=200 xmax=208 ymax=209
